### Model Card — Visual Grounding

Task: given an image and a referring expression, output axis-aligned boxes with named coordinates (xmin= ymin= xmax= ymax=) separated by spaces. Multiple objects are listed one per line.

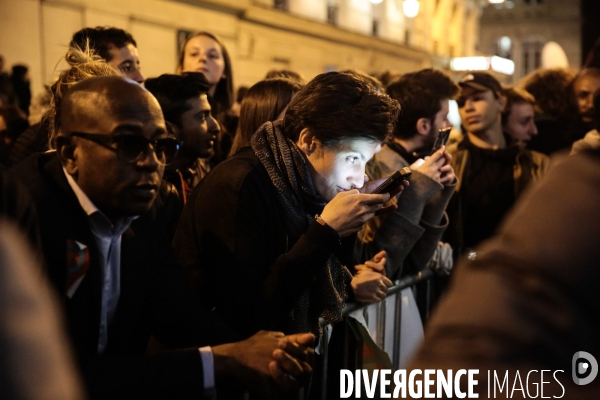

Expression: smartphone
xmin=372 ymin=167 xmax=412 ymax=194
xmin=431 ymin=126 xmax=452 ymax=155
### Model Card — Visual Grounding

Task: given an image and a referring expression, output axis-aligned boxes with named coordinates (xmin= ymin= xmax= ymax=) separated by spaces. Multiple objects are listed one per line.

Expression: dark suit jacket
xmin=11 ymin=153 xmax=238 ymax=400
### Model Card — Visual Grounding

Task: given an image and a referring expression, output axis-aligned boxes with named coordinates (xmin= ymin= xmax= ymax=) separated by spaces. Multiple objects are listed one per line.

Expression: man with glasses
xmin=445 ymin=72 xmax=548 ymax=259
xmin=11 ymin=76 xmax=314 ymax=399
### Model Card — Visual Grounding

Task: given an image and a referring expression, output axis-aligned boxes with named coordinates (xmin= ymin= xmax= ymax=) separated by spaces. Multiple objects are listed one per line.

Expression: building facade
xmin=479 ymin=0 xmax=581 ymax=83
xmin=1 ymin=0 xmax=482 ymax=96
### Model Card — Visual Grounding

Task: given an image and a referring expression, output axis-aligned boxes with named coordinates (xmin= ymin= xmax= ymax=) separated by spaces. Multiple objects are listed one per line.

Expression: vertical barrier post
xmin=320 ymin=325 xmax=329 ymax=400
xmin=392 ymin=288 xmax=403 ymax=369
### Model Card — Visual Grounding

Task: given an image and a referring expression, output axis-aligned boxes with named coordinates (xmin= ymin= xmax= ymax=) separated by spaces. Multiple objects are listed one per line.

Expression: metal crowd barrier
xmin=315 ymin=268 xmax=435 ymax=400
xmin=241 ymin=268 xmax=435 ymax=400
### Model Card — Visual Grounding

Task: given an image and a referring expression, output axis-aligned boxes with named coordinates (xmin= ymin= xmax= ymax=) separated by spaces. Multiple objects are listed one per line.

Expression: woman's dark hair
xmin=518 ymin=68 xmax=578 ymax=120
xmin=282 ymin=71 xmax=400 ymax=146
xmin=145 ymin=72 xmax=210 ymax=128
xmin=265 ymin=69 xmax=305 ymax=84
xmin=176 ymin=32 xmax=233 ymax=116
xmin=229 ymin=78 xmax=303 ymax=157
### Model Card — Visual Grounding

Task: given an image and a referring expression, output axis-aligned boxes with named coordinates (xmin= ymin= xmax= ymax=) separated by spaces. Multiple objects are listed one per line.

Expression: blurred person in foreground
xmin=0 ymin=222 xmax=85 ymax=400
xmin=408 ymin=149 xmax=600 ymax=398
xmin=10 ymin=75 xmax=314 ymax=399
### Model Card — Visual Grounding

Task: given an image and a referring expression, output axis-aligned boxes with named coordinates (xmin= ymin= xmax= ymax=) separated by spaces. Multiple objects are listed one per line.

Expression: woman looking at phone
xmin=173 ymin=71 xmax=404 ymax=337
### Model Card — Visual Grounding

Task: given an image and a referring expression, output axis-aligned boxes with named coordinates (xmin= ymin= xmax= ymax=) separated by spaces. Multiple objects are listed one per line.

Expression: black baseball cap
xmin=458 ymin=72 xmax=503 ymax=96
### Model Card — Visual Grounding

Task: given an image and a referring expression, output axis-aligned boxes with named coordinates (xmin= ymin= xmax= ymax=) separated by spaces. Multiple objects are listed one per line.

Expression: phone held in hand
xmin=431 ymin=126 xmax=452 ymax=155
xmin=372 ymin=167 xmax=412 ymax=195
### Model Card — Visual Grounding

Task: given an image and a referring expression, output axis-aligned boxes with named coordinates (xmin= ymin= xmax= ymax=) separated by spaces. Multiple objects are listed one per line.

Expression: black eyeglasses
xmin=70 ymin=132 xmax=181 ymax=166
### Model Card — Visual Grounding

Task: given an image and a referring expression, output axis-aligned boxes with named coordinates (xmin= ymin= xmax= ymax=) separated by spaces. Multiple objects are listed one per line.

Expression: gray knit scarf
xmin=251 ymin=120 xmax=353 ymax=335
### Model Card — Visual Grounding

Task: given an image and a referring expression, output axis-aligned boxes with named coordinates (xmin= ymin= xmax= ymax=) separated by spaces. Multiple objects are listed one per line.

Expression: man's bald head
xmin=56 ymin=76 xmax=169 ymax=222
xmin=60 ymin=76 xmax=163 ymax=136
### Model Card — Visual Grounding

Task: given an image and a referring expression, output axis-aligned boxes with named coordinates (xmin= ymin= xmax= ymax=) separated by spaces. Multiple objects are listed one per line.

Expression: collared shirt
xmin=64 ymin=168 xmax=136 ymax=354
xmin=64 ymin=169 xmax=215 ymax=393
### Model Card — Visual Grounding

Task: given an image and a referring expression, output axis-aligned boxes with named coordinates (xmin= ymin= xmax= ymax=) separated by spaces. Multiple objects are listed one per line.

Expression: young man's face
xmin=303 ymin=137 xmax=381 ymax=202
xmin=504 ymin=102 xmax=538 ymax=146
xmin=573 ymin=74 xmax=600 ymax=124
xmin=458 ymin=87 xmax=504 ymax=136
xmin=108 ymin=44 xmax=144 ymax=84
xmin=177 ymin=94 xmax=220 ymax=160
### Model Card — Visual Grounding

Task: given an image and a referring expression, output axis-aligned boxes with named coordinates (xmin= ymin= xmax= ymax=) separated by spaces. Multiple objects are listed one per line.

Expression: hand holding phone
xmin=371 ymin=167 xmax=412 ymax=195
xmin=431 ymin=127 xmax=452 ymax=155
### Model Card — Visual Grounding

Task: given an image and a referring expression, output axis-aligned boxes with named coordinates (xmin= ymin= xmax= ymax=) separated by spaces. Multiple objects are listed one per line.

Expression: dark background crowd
xmin=2 ymin=24 xmax=600 ymax=400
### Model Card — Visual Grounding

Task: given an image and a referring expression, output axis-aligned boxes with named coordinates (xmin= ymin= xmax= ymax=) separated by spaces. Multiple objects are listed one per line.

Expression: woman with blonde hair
xmin=10 ymin=45 xmax=118 ymax=164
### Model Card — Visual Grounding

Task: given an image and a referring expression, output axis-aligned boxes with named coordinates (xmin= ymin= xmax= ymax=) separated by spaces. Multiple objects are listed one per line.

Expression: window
xmin=372 ymin=19 xmax=379 ymax=37
xmin=522 ymin=40 xmax=544 ymax=75
xmin=327 ymin=3 xmax=338 ymax=25
xmin=274 ymin=0 xmax=289 ymax=11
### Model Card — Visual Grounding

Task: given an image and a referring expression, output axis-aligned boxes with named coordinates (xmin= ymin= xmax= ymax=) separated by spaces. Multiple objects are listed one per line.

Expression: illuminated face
xmin=108 ymin=44 xmax=144 ymax=84
xmin=304 ymin=138 xmax=381 ymax=202
xmin=181 ymin=35 xmax=226 ymax=94
xmin=458 ymin=87 xmax=504 ymax=135
xmin=573 ymin=74 xmax=600 ymax=124
xmin=504 ymin=102 xmax=538 ymax=146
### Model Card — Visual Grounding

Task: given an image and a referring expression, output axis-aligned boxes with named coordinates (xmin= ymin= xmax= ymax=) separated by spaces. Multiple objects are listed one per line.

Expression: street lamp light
xmin=403 ymin=0 xmax=420 ymax=18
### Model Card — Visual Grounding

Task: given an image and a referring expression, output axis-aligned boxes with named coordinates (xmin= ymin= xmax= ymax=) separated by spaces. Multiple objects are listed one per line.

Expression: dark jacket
xmin=357 ymin=143 xmax=455 ymax=279
xmin=173 ymin=148 xmax=352 ymax=338
xmin=445 ymin=135 xmax=549 ymax=257
xmin=11 ymin=152 xmax=238 ymax=400
xmin=9 ymin=120 xmax=50 ymax=166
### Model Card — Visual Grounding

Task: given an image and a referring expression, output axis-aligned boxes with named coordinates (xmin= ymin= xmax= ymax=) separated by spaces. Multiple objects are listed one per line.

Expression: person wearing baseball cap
xmin=443 ymin=72 xmax=549 ymax=260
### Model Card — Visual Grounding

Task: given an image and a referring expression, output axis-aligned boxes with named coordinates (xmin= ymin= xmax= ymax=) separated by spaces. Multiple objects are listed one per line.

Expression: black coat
xmin=173 ymin=148 xmax=353 ymax=338
xmin=11 ymin=152 xmax=238 ymax=400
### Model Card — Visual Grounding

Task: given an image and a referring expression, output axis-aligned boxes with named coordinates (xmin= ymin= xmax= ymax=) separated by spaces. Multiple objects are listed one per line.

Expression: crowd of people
xmin=1 ymin=25 xmax=600 ymax=399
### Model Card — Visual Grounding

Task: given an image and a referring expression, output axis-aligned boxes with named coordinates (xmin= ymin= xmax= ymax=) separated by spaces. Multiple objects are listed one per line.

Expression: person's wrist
xmin=315 ymin=214 xmax=342 ymax=243
xmin=212 ymin=343 xmax=238 ymax=385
